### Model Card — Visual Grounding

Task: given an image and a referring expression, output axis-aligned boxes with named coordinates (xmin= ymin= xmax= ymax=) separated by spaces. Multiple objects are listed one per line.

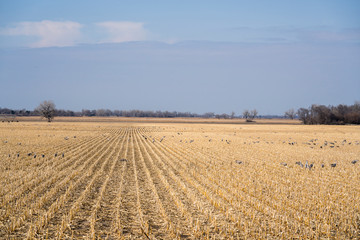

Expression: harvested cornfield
xmin=0 ymin=120 xmax=359 ymax=239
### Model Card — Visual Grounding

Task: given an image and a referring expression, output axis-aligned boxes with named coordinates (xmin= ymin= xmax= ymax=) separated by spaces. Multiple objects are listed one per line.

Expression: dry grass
xmin=0 ymin=119 xmax=359 ymax=239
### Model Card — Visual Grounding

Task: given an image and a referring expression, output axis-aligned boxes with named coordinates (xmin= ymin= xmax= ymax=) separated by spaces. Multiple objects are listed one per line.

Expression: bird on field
xmin=235 ymin=160 xmax=243 ymax=165
xmin=309 ymin=163 xmax=314 ymax=170
xmin=42 ymin=154 xmax=45 ymax=158
xmin=280 ymin=162 xmax=287 ymax=167
xmin=351 ymin=160 xmax=358 ymax=164
xmin=54 ymin=153 xmax=57 ymax=157
xmin=330 ymin=163 xmax=337 ymax=168
xmin=17 ymin=153 xmax=19 ymax=157
xmin=321 ymin=163 xmax=325 ymax=168
xmin=305 ymin=161 xmax=310 ymax=169
xmin=34 ymin=154 xmax=36 ymax=158
xmin=62 ymin=153 xmax=65 ymax=158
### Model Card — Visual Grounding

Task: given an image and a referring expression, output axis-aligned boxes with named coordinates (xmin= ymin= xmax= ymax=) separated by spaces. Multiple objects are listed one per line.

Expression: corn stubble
xmin=0 ymin=121 xmax=359 ymax=239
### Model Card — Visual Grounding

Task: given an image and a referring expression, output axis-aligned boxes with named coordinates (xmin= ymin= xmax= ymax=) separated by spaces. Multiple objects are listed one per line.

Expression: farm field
xmin=0 ymin=119 xmax=359 ymax=239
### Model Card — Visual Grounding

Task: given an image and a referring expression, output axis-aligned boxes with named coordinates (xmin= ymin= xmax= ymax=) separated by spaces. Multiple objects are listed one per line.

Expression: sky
xmin=0 ymin=0 xmax=359 ymax=115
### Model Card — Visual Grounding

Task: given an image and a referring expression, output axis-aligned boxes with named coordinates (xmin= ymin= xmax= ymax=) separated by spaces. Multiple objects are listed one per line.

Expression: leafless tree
xmin=285 ymin=108 xmax=296 ymax=119
xmin=297 ymin=108 xmax=310 ymax=124
xmin=242 ymin=110 xmax=250 ymax=120
xmin=250 ymin=109 xmax=258 ymax=119
xmin=35 ymin=100 xmax=56 ymax=122
xmin=203 ymin=112 xmax=215 ymax=118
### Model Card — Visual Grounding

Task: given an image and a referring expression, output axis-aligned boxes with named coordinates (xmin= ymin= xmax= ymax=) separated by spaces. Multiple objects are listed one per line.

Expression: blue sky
xmin=0 ymin=1 xmax=359 ymax=115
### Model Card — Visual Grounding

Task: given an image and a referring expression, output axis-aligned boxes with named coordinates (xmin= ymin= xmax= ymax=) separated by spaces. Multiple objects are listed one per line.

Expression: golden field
xmin=0 ymin=118 xmax=359 ymax=239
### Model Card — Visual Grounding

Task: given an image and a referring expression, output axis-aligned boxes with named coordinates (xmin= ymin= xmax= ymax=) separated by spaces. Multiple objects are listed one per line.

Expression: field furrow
xmin=0 ymin=133 xmax=107 ymax=206
xmin=140 ymin=130 xmax=321 ymax=238
xmin=25 ymin=131 xmax=120 ymax=239
xmin=1 ymin=121 xmax=359 ymax=239
xmin=137 ymin=130 xmax=234 ymax=239
xmin=117 ymin=129 xmax=142 ymax=238
xmin=90 ymin=130 xmax=129 ymax=239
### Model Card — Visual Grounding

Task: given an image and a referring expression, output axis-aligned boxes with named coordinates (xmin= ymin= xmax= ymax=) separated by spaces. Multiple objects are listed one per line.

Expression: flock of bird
xmin=7 ymin=152 xmax=66 ymax=159
xmin=281 ymin=160 xmax=358 ymax=169
xmin=141 ymin=133 xmax=359 ymax=171
xmin=304 ymin=138 xmax=360 ymax=149
xmin=234 ymin=159 xmax=359 ymax=169
xmin=3 ymin=133 xmax=359 ymax=172
xmin=170 ymin=135 xmax=360 ymax=150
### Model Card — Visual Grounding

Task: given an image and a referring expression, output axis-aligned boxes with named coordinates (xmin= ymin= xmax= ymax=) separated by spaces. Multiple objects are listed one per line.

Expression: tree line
xmin=295 ymin=103 xmax=360 ymax=125
xmin=1 ymin=104 xmax=240 ymax=120
xmin=1 ymin=103 xmax=257 ymax=120
xmin=1 ymin=101 xmax=359 ymax=124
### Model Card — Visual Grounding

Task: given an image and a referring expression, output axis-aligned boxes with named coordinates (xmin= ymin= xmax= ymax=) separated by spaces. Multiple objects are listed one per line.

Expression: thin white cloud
xmin=96 ymin=21 xmax=147 ymax=43
xmin=1 ymin=20 xmax=83 ymax=48
xmin=231 ymin=26 xmax=360 ymax=44
xmin=298 ymin=28 xmax=360 ymax=43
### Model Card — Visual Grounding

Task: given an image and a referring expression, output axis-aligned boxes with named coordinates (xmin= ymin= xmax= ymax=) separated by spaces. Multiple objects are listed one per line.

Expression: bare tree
xmin=285 ymin=108 xmax=296 ymax=119
xmin=297 ymin=108 xmax=310 ymax=124
xmin=35 ymin=100 xmax=56 ymax=122
xmin=230 ymin=111 xmax=235 ymax=119
xmin=243 ymin=109 xmax=257 ymax=121
xmin=250 ymin=109 xmax=258 ymax=119
xmin=242 ymin=110 xmax=250 ymax=120
xmin=203 ymin=112 xmax=215 ymax=118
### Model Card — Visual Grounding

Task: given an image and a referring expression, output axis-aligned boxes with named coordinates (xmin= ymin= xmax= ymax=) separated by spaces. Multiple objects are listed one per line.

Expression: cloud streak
xmin=1 ymin=20 xmax=83 ymax=48
xmin=96 ymin=21 xmax=148 ymax=43
xmin=297 ymin=28 xmax=360 ymax=43
xmin=231 ymin=26 xmax=360 ymax=44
